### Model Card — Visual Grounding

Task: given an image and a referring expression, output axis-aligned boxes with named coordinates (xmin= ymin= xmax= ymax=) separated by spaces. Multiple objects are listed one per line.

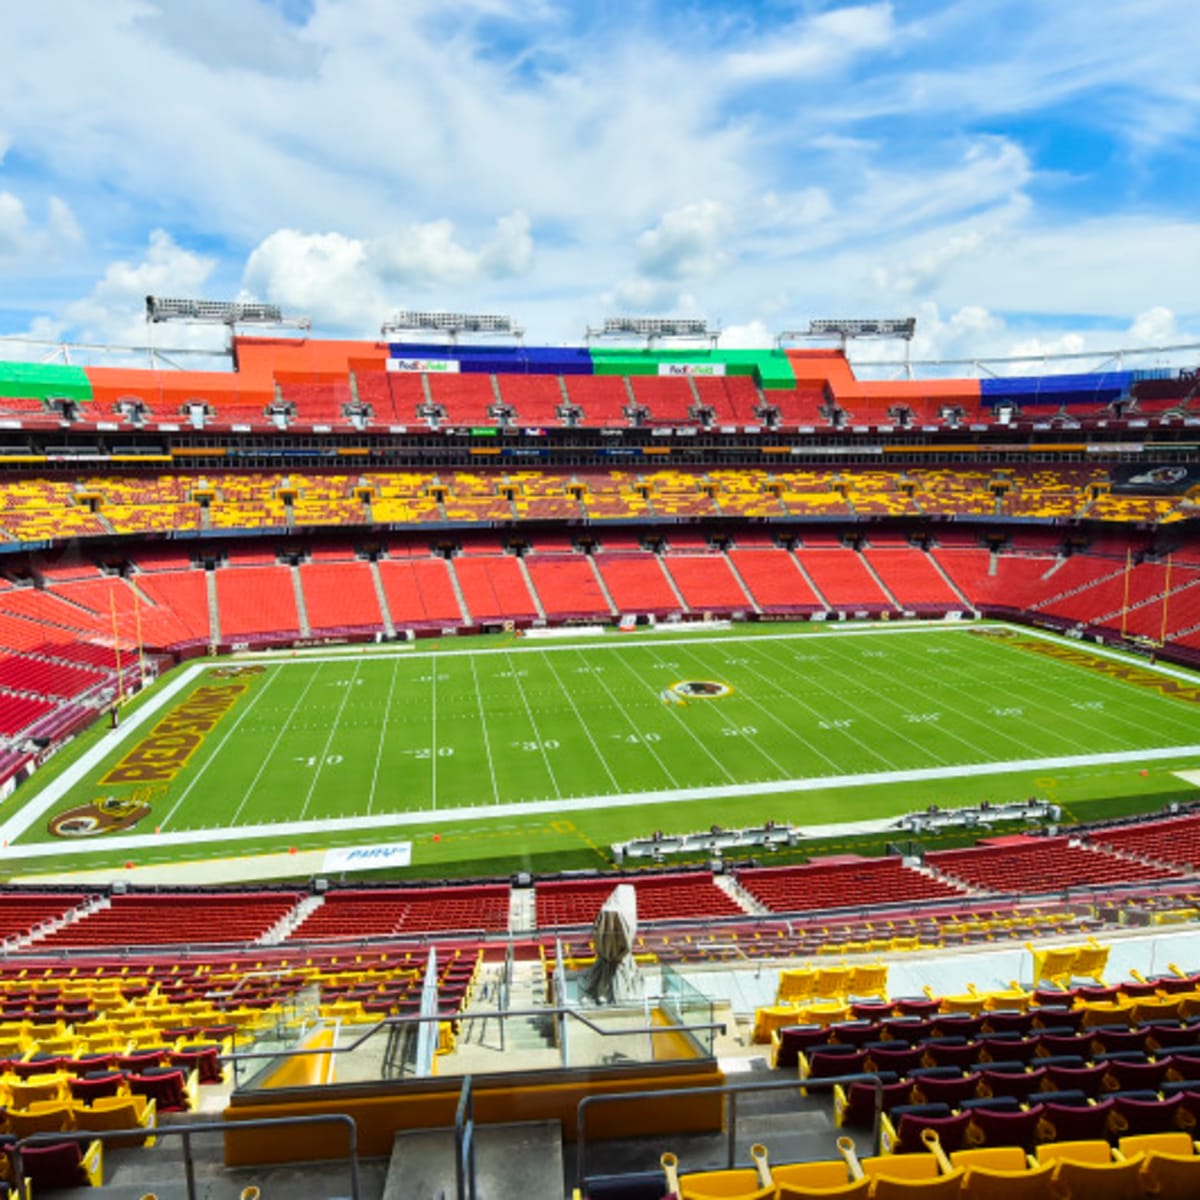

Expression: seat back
xmin=772 ymin=1160 xmax=870 ymax=1198
xmin=1049 ymin=1154 xmax=1144 ymax=1199
xmin=1035 ymin=1139 xmax=1113 ymax=1166
xmin=869 ymin=1172 xmax=964 ymax=1198
xmin=1135 ymin=1150 xmax=1200 ymax=1200
xmin=958 ymin=1160 xmax=1056 ymax=1200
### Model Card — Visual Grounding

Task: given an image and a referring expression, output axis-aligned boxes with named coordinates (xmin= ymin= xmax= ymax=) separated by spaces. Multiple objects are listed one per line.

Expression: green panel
xmin=588 ymin=346 xmax=797 ymax=389
xmin=0 ymin=360 xmax=93 ymax=401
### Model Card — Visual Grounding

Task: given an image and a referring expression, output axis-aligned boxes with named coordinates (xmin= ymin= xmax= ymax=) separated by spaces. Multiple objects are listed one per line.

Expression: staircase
xmin=445 ymin=558 xmax=474 ymax=625
xmin=721 ymin=551 xmax=761 ymax=614
xmin=368 ymin=559 xmax=397 ymax=637
xmin=586 ymin=554 xmax=619 ymax=618
xmin=515 ymin=555 xmax=547 ymax=620
xmin=290 ymin=565 xmax=312 ymax=638
xmin=792 ymin=553 xmax=830 ymax=611
xmin=205 ymin=569 xmax=221 ymax=644
xmin=858 ymin=551 xmax=900 ymax=609
xmin=714 ymin=873 xmax=768 ymax=916
xmin=927 ymin=551 xmax=974 ymax=609
xmin=656 ymin=555 xmax=689 ymax=610
xmin=259 ymin=893 xmax=324 ymax=945
xmin=504 ymin=959 xmax=556 ymax=1053
xmin=1030 ymin=561 xmax=1128 ymax=612
xmin=508 ymin=884 xmax=536 ymax=934
xmin=10 ymin=894 xmax=108 ymax=951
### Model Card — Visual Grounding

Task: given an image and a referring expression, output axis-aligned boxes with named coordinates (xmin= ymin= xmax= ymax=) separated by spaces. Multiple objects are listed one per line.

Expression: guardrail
xmin=11 ymin=1113 xmax=361 ymax=1200
xmin=222 ymin=1006 xmax=727 ymax=1078
xmin=575 ymin=1072 xmax=887 ymax=1191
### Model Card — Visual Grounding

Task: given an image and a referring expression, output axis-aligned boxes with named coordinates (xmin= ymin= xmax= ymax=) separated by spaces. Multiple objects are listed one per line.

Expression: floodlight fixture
xmin=778 ymin=317 xmax=916 ymax=346
xmin=145 ymin=296 xmax=311 ymax=330
xmin=587 ymin=316 xmax=719 ymax=346
xmin=381 ymin=311 xmax=523 ymax=340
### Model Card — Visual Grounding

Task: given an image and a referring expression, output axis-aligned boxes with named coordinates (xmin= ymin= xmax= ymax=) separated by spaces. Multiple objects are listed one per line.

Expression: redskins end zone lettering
xmin=99 ymin=683 xmax=248 ymax=785
xmin=971 ymin=627 xmax=1200 ymax=704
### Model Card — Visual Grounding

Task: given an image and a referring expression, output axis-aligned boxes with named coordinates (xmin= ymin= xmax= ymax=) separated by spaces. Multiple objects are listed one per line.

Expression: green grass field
xmin=5 ymin=621 xmax=1200 ymax=879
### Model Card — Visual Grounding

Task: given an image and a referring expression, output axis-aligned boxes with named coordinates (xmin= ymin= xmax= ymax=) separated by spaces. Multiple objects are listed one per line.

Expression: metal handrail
xmin=11 ymin=1113 xmax=360 ymax=1200
xmin=454 ymin=1074 xmax=476 ymax=1200
xmin=575 ymin=1071 xmax=886 ymax=1189
xmin=222 ymin=1005 xmax=727 ymax=1071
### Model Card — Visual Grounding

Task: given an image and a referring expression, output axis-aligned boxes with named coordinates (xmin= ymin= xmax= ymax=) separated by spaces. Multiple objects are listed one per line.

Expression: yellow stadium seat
xmin=772 ymin=1159 xmax=869 ymax=1197
xmin=1046 ymin=1155 xmax=1144 ymax=1199
xmin=777 ymin=969 xmax=817 ymax=1005
xmin=6 ymin=1100 xmax=78 ymax=1138
xmin=7 ymin=1072 xmax=71 ymax=1107
xmin=1035 ymin=1140 xmax=1114 ymax=1166
xmin=83 ymin=1094 xmax=157 ymax=1147
xmin=1115 ymin=1132 xmax=1200 ymax=1200
xmin=950 ymin=1148 xmax=1056 ymax=1200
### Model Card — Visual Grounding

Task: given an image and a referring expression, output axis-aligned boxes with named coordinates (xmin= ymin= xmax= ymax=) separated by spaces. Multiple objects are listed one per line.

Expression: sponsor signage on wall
xmin=657 ymin=363 xmax=725 ymax=377
xmin=322 ymin=842 xmax=413 ymax=872
xmin=387 ymin=358 xmax=460 ymax=373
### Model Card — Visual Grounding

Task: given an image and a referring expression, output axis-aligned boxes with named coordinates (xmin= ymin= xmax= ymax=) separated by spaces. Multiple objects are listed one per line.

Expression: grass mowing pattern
xmin=8 ymin=623 xmax=1200 ymax=876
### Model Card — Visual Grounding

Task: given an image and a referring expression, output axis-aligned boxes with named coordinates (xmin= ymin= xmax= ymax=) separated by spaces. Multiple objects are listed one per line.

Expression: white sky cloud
xmin=0 ymin=0 xmax=1193 ymax=355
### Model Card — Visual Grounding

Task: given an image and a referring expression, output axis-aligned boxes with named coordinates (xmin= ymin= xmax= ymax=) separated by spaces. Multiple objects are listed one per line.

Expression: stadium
xmin=1 ymin=296 xmax=1200 ymax=1198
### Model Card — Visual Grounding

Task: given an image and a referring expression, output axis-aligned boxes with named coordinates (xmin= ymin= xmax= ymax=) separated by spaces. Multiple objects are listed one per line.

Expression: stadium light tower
xmin=777 ymin=317 xmax=917 ymax=376
xmin=145 ymin=296 xmax=311 ymax=330
xmin=776 ymin=317 xmax=917 ymax=349
xmin=381 ymin=311 xmax=524 ymax=343
xmin=587 ymin=317 xmax=721 ymax=348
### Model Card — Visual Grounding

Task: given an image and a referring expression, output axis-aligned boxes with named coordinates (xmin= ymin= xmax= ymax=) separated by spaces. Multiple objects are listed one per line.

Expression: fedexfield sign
xmin=322 ymin=842 xmax=413 ymax=872
xmin=657 ymin=363 xmax=726 ymax=377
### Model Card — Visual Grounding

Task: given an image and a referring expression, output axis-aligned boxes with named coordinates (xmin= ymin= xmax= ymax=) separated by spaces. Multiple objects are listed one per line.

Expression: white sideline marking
xmin=5 ymin=741 xmax=1200 ymax=862
xmin=4 ymin=621 xmax=1200 ymax=858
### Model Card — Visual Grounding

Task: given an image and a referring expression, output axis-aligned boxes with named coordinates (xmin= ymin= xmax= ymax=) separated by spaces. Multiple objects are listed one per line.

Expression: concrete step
xmin=369 ymin=557 xmax=397 ymax=637
xmin=205 ymin=569 xmax=221 ymax=645
xmin=385 ymin=1120 xmax=563 ymax=1200
xmin=291 ymin=564 xmax=312 ymax=638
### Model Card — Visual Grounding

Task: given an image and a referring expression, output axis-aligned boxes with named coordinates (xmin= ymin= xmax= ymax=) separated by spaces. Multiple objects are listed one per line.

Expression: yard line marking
xmin=571 ymin=649 xmax=680 ymax=788
xmin=807 ymin=638 xmax=1005 ymax=764
xmin=893 ymin=635 xmax=1148 ymax=754
xmin=13 ymin=741 xmax=1200 ymax=860
xmin=469 ymin=652 xmax=501 ymax=806
xmin=605 ymin=647 xmax=738 ymax=784
xmin=228 ymin=663 xmax=328 ymax=826
xmin=671 ymin=642 xmax=862 ymax=772
xmin=157 ymin=665 xmax=286 ymax=832
xmin=504 ymin=651 xmax=561 ymax=798
xmin=540 ymin=649 xmax=620 ymax=792
xmin=299 ymin=662 xmax=362 ymax=820
xmin=654 ymin=645 xmax=795 ymax=778
xmin=431 ymin=659 xmax=439 ymax=810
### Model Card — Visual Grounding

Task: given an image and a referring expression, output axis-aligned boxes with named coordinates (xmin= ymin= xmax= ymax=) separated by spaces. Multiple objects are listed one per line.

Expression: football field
xmin=5 ymin=621 xmax=1200 ymax=878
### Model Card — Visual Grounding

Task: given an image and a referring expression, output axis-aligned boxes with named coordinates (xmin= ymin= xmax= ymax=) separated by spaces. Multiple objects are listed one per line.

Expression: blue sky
xmin=0 ymin=0 xmax=1197 ymax=367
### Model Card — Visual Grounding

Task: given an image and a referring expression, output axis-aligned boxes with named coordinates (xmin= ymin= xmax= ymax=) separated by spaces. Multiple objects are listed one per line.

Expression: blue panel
xmin=980 ymin=371 xmax=1136 ymax=407
xmin=525 ymin=347 xmax=595 ymax=375
xmin=387 ymin=342 xmax=596 ymax=375
xmin=387 ymin=343 xmax=457 ymax=360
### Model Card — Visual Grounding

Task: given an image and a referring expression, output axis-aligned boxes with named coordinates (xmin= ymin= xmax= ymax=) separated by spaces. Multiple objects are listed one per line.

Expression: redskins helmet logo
xmin=49 ymin=795 xmax=153 ymax=838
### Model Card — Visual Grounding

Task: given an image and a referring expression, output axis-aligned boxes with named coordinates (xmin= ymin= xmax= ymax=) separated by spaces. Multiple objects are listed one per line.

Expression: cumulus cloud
xmin=635 ymin=201 xmax=729 ymax=281
xmin=64 ymin=229 xmax=222 ymax=346
xmin=0 ymin=192 xmax=83 ymax=266
xmin=718 ymin=320 xmax=775 ymax=350
xmin=374 ymin=211 xmax=533 ymax=285
xmin=243 ymin=211 xmax=534 ymax=330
